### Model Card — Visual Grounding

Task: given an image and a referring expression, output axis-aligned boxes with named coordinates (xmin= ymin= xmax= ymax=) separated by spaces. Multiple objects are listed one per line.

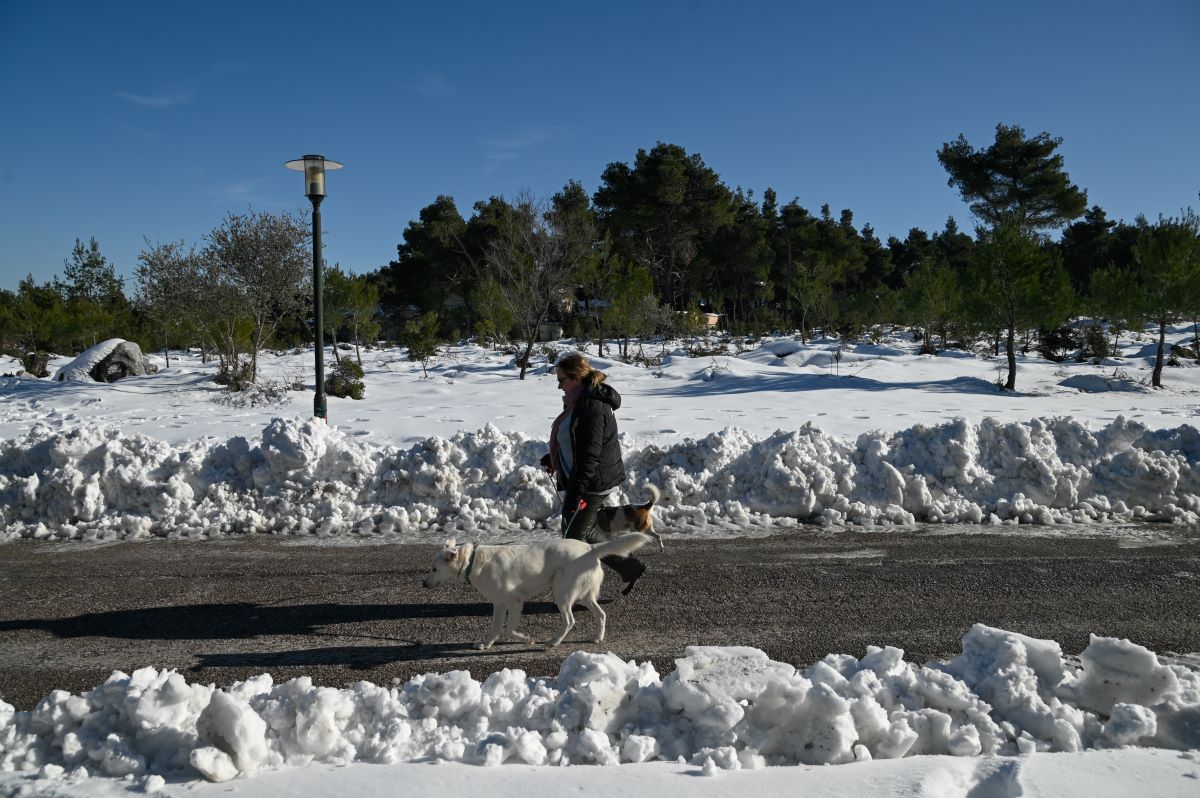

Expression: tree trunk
xmin=518 ymin=338 xmax=535 ymax=380
xmin=250 ymin=330 xmax=260 ymax=384
xmin=1152 ymin=320 xmax=1166 ymax=388
xmin=1005 ymin=325 xmax=1017 ymax=390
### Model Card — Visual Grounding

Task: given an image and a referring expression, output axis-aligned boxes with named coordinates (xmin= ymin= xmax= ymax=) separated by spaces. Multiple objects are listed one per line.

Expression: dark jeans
xmin=561 ymin=492 xmax=645 ymax=582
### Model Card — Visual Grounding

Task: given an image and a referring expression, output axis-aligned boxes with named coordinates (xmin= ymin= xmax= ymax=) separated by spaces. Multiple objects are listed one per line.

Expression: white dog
xmin=422 ymin=533 xmax=652 ymax=649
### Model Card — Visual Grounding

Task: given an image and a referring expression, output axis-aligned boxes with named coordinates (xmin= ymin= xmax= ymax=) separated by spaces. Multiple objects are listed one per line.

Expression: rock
xmin=22 ymin=351 xmax=50 ymax=378
xmin=54 ymin=339 xmax=159 ymax=383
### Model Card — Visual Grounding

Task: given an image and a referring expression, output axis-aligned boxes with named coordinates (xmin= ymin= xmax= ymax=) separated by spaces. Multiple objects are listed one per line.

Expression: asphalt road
xmin=2 ymin=526 xmax=1199 ymax=710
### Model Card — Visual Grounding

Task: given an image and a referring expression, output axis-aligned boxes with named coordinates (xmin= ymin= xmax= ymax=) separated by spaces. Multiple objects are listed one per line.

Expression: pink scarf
xmin=548 ymin=383 xmax=585 ymax=480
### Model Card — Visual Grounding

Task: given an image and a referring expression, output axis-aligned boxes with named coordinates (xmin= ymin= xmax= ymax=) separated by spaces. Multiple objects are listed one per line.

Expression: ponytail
xmin=555 ymin=352 xmax=607 ymax=388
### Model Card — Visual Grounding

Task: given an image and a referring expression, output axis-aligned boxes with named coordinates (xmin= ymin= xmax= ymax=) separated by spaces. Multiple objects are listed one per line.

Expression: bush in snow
xmin=325 ymin=358 xmax=365 ymax=400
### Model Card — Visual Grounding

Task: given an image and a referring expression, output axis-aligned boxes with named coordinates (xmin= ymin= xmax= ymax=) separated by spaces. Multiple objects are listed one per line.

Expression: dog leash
xmin=560 ymin=498 xmax=587 ymax=538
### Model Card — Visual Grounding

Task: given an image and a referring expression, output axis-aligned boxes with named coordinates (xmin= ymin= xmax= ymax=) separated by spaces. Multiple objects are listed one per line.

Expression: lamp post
xmin=284 ymin=154 xmax=343 ymax=421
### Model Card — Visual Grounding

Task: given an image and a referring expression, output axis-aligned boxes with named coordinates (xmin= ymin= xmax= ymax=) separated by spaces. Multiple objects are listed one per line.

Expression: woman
xmin=543 ymin=352 xmax=647 ymax=595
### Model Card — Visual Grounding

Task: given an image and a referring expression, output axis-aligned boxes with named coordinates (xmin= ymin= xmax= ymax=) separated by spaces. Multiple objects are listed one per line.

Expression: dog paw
xmin=474 ymin=641 xmax=493 ymax=650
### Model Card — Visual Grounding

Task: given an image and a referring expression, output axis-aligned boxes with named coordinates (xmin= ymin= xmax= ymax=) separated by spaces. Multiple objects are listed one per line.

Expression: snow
xmin=1 ymin=329 xmax=1199 ymax=543
xmin=1 ymin=326 xmax=1199 ymax=795
xmin=51 ymin=340 xmax=129 ymax=383
xmin=1 ymin=626 xmax=1198 ymax=795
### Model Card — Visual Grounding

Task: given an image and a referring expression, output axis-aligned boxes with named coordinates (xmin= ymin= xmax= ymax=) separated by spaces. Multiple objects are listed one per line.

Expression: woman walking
xmin=543 ymin=353 xmax=647 ymax=595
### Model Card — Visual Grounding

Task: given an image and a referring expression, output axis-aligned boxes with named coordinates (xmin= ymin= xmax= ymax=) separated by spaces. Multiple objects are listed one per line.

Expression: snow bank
xmin=1 ymin=626 xmax=1197 ymax=788
xmin=1 ymin=415 xmax=1198 ymax=542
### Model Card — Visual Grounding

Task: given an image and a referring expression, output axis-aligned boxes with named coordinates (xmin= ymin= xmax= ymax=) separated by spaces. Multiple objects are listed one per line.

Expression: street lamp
xmin=284 ymin=154 xmax=343 ymax=421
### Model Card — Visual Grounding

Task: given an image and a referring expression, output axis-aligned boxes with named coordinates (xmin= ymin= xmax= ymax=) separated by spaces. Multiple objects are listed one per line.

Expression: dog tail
xmin=563 ymin=532 xmax=652 ymax=582
xmin=641 ymin=484 xmax=660 ymax=509
xmin=590 ymin=531 xmax=653 ymax=560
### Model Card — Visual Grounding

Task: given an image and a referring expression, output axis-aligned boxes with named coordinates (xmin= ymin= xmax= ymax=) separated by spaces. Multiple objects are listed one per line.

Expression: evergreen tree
xmin=701 ymin=188 xmax=773 ymax=331
xmin=969 ymin=224 xmax=1074 ymax=390
xmin=938 ymin=123 xmax=1088 ymax=232
xmin=886 ymin=228 xmax=935 ymax=289
xmin=404 ymin=311 xmax=441 ymax=378
xmin=769 ymin=200 xmax=815 ymax=329
xmin=932 ymin=217 xmax=974 ymax=276
xmin=379 ymin=195 xmax=500 ymax=335
xmin=10 ymin=275 xmax=67 ymax=355
xmin=604 ymin=264 xmax=657 ymax=359
xmin=322 ymin=264 xmax=356 ymax=363
xmin=902 ymin=258 xmax=962 ymax=352
xmin=1086 ymin=265 xmax=1138 ymax=355
xmin=1129 ymin=212 xmax=1200 ymax=387
xmin=1060 ymin=206 xmax=1118 ymax=294
xmin=60 ymin=237 xmax=123 ymax=305
xmin=346 ymin=275 xmax=380 ymax=367
xmin=472 ymin=276 xmax=514 ymax=347
xmin=593 ymin=142 xmax=736 ymax=308
xmin=57 ymin=237 xmax=128 ymax=349
xmin=575 ymin=235 xmax=619 ymax=354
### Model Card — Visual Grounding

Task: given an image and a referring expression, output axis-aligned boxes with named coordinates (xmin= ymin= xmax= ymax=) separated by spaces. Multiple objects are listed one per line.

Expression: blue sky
xmin=1 ymin=0 xmax=1197 ymax=292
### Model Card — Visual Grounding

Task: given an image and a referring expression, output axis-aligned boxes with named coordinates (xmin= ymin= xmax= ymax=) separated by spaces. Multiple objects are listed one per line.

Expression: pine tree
xmin=404 ymin=311 xmax=441 ymax=378
xmin=1129 ymin=213 xmax=1200 ymax=387
xmin=60 ymin=237 xmax=123 ymax=305
xmin=594 ymin=143 xmax=736 ymax=308
xmin=938 ymin=123 xmax=1088 ymax=232
xmin=969 ymin=224 xmax=1074 ymax=390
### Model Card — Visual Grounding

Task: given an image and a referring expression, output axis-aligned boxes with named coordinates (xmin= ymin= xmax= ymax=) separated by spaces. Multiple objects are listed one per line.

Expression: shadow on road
xmin=192 ymin=640 xmax=550 ymax=671
xmin=0 ymin=600 xmax=562 ymax=640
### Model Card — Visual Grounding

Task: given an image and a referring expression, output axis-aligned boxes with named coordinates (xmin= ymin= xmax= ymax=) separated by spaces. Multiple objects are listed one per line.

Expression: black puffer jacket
xmin=565 ymin=382 xmax=626 ymax=499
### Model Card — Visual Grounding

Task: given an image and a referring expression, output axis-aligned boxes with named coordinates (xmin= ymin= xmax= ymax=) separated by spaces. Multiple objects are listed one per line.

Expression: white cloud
xmin=205 ymin=179 xmax=269 ymax=205
xmin=478 ymin=128 xmax=556 ymax=171
xmin=114 ymin=90 xmax=194 ymax=108
xmin=415 ymin=72 xmax=455 ymax=98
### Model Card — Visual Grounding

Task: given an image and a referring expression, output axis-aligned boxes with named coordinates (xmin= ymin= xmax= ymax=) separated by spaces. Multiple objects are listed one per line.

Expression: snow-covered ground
xmin=1 ymin=326 xmax=1199 ymax=795
xmin=1 ymin=327 xmax=1198 ymax=543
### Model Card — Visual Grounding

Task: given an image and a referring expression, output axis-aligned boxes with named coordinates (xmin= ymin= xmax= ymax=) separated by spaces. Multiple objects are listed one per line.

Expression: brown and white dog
xmin=594 ymin=485 xmax=664 ymax=550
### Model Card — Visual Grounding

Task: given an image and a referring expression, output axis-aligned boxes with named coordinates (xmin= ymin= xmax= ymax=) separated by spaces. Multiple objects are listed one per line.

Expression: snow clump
xmin=0 ymin=626 xmax=1197 ymax=786
xmin=0 ymin=414 xmax=1197 ymax=543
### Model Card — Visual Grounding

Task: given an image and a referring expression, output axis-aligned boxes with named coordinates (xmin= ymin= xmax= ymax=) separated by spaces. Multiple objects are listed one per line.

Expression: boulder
xmin=22 ymin=351 xmax=50 ymax=378
xmin=54 ymin=339 xmax=159 ymax=383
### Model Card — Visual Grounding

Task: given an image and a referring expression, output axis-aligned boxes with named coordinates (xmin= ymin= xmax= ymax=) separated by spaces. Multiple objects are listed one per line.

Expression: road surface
xmin=1 ymin=526 xmax=1198 ymax=710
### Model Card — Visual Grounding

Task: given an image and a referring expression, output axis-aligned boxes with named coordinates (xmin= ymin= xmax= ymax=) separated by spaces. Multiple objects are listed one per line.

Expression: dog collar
xmin=462 ymin=545 xmax=478 ymax=586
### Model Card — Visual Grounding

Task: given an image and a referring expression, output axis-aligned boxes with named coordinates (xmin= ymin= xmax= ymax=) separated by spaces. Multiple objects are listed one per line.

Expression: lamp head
xmin=284 ymin=154 xmax=343 ymax=198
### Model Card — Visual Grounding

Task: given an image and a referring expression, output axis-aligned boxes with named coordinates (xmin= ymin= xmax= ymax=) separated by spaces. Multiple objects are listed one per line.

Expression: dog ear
xmin=443 ymin=537 xmax=457 ymax=550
